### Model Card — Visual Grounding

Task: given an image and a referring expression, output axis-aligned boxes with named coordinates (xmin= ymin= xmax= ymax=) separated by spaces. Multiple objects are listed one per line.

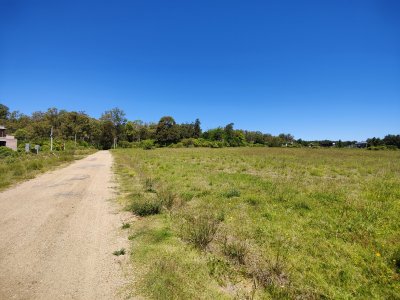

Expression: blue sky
xmin=0 ymin=0 xmax=399 ymax=140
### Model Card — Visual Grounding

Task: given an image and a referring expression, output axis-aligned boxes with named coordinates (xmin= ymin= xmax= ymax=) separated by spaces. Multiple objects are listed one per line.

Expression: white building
xmin=0 ymin=126 xmax=18 ymax=151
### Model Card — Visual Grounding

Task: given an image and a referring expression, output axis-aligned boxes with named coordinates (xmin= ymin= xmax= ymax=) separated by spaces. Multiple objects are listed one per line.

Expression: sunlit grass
xmin=113 ymin=147 xmax=400 ymax=299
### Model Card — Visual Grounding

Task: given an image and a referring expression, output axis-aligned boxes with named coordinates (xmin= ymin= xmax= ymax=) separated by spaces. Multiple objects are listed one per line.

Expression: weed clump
xmin=12 ymin=163 xmax=26 ymax=177
xmin=144 ymin=177 xmax=156 ymax=192
xmin=222 ymin=236 xmax=248 ymax=265
xmin=130 ymin=198 xmax=162 ymax=216
xmin=27 ymin=160 xmax=44 ymax=171
xmin=121 ymin=222 xmax=130 ymax=229
xmin=113 ymin=248 xmax=126 ymax=256
xmin=179 ymin=212 xmax=221 ymax=250
xmin=157 ymin=188 xmax=176 ymax=210
xmin=224 ymin=188 xmax=241 ymax=198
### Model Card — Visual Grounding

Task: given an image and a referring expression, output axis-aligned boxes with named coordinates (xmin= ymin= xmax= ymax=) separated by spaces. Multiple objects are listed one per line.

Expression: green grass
xmin=113 ymin=147 xmax=400 ymax=299
xmin=0 ymin=149 xmax=96 ymax=190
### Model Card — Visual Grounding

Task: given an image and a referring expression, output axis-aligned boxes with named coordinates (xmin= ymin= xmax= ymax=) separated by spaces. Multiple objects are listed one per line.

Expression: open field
xmin=0 ymin=148 xmax=96 ymax=191
xmin=113 ymin=147 xmax=400 ymax=299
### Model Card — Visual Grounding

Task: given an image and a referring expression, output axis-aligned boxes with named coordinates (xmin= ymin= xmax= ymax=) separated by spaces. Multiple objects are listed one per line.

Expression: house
xmin=355 ymin=141 xmax=367 ymax=148
xmin=0 ymin=126 xmax=18 ymax=151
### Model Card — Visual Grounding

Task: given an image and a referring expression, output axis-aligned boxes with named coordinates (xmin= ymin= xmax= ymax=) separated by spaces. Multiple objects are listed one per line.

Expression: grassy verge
xmin=113 ymin=147 xmax=400 ymax=299
xmin=0 ymin=148 xmax=97 ymax=191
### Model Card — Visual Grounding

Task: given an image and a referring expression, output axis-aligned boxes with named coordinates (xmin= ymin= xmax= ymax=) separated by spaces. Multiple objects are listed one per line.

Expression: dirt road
xmin=0 ymin=151 xmax=129 ymax=299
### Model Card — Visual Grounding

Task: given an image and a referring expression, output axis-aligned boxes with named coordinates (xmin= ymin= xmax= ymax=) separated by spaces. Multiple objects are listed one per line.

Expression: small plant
xmin=224 ymin=188 xmax=241 ymax=198
xmin=180 ymin=212 xmax=221 ymax=250
xmin=246 ymin=197 xmax=260 ymax=206
xmin=157 ymin=188 xmax=175 ymax=210
xmin=113 ymin=248 xmax=126 ymax=256
xmin=121 ymin=222 xmax=130 ymax=229
xmin=392 ymin=248 xmax=400 ymax=273
xmin=144 ymin=177 xmax=156 ymax=192
xmin=130 ymin=198 xmax=162 ymax=216
xmin=222 ymin=236 xmax=248 ymax=265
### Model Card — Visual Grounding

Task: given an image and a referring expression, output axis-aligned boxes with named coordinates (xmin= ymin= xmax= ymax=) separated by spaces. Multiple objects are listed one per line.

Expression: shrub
xmin=157 ymin=188 xmax=176 ymax=210
xmin=130 ymin=197 xmax=162 ymax=216
xmin=179 ymin=212 xmax=221 ymax=250
xmin=222 ymin=236 xmax=248 ymax=265
xmin=140 ymin=139 xmax=155 ymax=150
xmin=0 ymin=146 xmax=15 ymax=158
xmin=119 ymin=140 xmax=132 ymax=148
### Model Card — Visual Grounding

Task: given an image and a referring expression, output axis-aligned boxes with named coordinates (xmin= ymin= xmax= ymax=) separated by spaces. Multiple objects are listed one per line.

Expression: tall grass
xmin=113 ymin=147 xmax=400 ymax=299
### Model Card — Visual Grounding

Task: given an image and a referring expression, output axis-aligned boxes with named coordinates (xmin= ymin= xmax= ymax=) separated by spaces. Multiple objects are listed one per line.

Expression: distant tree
xmin=0 ymin=104 xmax=10 ymax=120
xmin=156 ymin=116 xmax=180 ymax=145
xmin=382 ymin=134 xmax=400 ymax=149
xmin=337 ymin=140 xmax=343 ymax=148
xmin=193 ymin=118 xmax=201 ymax=138
xmin=203 ymin=127 xmax=224 ymax=141
xmin=100 ymin=108 xmax=127 ymax=141
xmin=14 ymin=128 xmax=29 ymax=141
xmin=319 ymin=140 xmax=333 ymax=147
xmin=178 ymin=123 xmax=195 ymax=139
xmin=99 ymin=120 xmax=115 ymax=149
xmin=367 ymin=137 xmax=383 ymax=147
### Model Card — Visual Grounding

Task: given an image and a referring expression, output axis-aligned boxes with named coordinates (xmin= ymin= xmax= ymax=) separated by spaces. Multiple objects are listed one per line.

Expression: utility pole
xmin=50 ymin=126 xmax=53 ymax=152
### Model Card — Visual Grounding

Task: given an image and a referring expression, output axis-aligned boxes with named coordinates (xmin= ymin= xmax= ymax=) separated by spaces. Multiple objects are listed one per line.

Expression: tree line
xmin=1 ymin=103 xmax=399 ymax=150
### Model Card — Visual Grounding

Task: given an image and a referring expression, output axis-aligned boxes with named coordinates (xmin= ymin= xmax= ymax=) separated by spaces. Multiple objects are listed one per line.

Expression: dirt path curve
xmin=0 ymin=151 xmax=129 ymax=300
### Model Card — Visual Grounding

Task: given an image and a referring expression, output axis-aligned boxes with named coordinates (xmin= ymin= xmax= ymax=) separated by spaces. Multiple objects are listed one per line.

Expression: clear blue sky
xmin=0 ymin=0 xmax=399 ymax=140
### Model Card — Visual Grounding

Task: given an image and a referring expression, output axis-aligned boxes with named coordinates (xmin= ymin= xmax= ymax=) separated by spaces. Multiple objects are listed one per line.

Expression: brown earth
xmin=0 ymin=150 xmax=131 ymax=299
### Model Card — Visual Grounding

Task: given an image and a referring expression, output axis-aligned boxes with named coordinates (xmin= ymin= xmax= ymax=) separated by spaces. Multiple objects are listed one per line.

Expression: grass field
xmin=0 ymin=148 xmax=96 ymax=191
xmin=113 ymin=147 xmax=400 ymax=299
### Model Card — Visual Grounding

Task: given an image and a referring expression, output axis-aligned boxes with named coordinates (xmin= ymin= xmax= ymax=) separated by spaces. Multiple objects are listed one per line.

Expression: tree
xmin=14 ymin=129 xmax=29 ymax=141
xmin=383 ymin=134 xmax=400 ymax=149
xmin=99 ymin=120 xmax=115 ymax=149
xmin=156 ymin=116 xmax=180 ymax=145
xmin=193 ymin=118 xmax=201 ymax=138
xmin=100 ymin=108 xmax=127 ymax=141
xmin=0 ymin=104 xmax=10 ymax=120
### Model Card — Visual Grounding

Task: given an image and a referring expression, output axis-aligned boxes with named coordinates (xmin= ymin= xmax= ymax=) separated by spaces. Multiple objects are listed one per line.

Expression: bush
xmin=0 ymin=146 xmax=15 ymax=158
xmin=222 ymin=236 xmax=248 ymax=264
xmin=157 ymin=188 xmax=176 ymax=210
xmin=140 ymin=139 xmax=155 ymax=150
xmin=130 ymin=197 xmax=162 ymax=216
xmin=119 ymin=140 xmax=132 ymax=148
xmin=179 ymin=212 xmax=221 ymax=250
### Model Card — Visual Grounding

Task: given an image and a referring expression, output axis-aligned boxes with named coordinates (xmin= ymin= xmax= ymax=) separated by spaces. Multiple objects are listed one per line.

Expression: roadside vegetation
xmin=114 ymin=147 xmax=400 ymax=299
xmin=0 ymin=146 xmax=96 ymax=190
